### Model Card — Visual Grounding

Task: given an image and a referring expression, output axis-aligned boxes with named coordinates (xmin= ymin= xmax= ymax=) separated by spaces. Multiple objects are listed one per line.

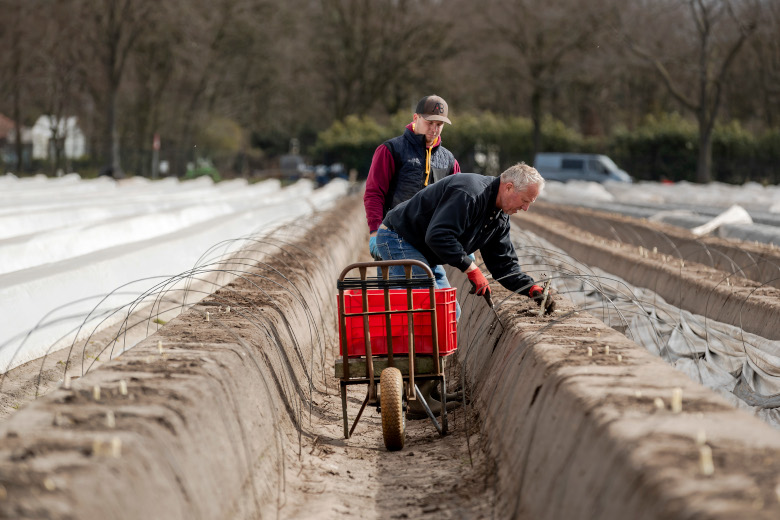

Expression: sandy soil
xmin=0 ymin=197 xmax=503 ymax=519
xmin=278 ymin=380 xmax=499 ymax=519
xmin=272 ymin=241 xmax=500 ymax=519
xmin=513 ymin=207 xmax=780 ymax=341
xmin=0 ymin=327 xmax=123 ymax=421
xmin=1 ymin=193 xmax=779 ymax=519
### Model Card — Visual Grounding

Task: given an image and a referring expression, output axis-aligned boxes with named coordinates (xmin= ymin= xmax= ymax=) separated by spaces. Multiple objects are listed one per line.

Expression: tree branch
xmin=623 ymin=37 xmax=698 ymax=111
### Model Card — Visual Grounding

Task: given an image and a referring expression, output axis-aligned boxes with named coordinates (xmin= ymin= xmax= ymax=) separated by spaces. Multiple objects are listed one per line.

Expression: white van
xmin=533 ymin=153 xmax=632 ymax=183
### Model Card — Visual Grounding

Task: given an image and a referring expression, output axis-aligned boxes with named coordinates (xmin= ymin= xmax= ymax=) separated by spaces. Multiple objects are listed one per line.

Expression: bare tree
xmin=0 ymin=0 xmax=34 ymax=173
xmin=252 ymin=0 xmax=330 ymax=148
xmin=80 ymin=0 xmax=154 ymax=177
xmin=480 ymin=0 xmax=602 ymax=156
xmin=621 ymin=0 xmax=757 ymax=183
xmin=30 ymin=2 xmax=89 ymax=174
xmin=214 ymin=2 xmax=281 ymax=174
xmin=310 ymin=0 xmax=457 ymax=120
xmin=162 ymin=0 xmax=256 ymax=176
xmin=124 ymin=3 xmax=184 ymax=176
xmin=749 ymin=0 xmax=780 ymax=128
xmin=2 ymin=0 xmax=776 ymax=180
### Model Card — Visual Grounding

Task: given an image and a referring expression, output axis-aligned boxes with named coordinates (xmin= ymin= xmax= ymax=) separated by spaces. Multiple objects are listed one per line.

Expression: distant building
xmin=31 ymin=115 xmax=86 ymax=160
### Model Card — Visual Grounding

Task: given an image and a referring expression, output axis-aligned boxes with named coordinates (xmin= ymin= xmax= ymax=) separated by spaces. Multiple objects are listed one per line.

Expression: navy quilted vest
xmin=383 ymin=128 xmax=456 ymax=211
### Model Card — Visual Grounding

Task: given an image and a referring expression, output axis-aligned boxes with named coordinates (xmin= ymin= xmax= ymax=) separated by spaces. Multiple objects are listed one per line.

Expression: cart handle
xmin=338 ymin=259 xmax=434 ymax=282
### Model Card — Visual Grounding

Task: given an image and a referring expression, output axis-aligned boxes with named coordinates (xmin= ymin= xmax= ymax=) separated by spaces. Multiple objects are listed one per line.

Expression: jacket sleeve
xmin=424 ymin=189 xmax=475 ymax=272
xmin=481 ymin=226 xmax=536 ymax=296
xmin=363 ymin=144 xmax=395 ymax=233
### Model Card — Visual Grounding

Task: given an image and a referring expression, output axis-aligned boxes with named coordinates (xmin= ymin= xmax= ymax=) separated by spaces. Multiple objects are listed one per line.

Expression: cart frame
xmin=336 ymin=260 xmax=452 ymax=443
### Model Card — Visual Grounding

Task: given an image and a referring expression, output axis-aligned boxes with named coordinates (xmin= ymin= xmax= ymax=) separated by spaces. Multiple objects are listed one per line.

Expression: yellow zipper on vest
xmin=423 ymin=145 xmax=432 ymax=186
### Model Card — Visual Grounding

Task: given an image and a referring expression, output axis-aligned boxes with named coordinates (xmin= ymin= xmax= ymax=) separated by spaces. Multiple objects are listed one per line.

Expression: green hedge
xmin=312 ymin=112 xmax=780 ymax=184
xmin=309 ymin=115 xmax=395 ymax=175
xmin=607 ymin=114 xmax=698 ymax=182
xmin=754 ymin=130 xmax=780 ymax=184
xmin=608 ymin=115 xmax=779 ymax=184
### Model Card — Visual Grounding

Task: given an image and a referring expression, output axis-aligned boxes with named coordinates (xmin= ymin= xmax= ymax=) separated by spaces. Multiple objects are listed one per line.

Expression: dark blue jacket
xmin=383 ymin=173 xmax=536 ymax=295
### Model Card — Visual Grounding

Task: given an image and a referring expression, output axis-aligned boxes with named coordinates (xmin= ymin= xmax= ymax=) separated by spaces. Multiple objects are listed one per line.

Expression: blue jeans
xmin=376 ymin=227 xmax=461 ymax=319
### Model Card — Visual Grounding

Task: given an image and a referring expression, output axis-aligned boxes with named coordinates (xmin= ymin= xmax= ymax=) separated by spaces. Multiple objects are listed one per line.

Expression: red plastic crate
xmin=338 ymin=288 xmax=457 ymax=357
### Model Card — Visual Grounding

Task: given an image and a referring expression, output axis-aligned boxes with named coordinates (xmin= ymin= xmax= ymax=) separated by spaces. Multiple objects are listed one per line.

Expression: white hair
xmin=500 ymin=162 xmax=545 ymax=192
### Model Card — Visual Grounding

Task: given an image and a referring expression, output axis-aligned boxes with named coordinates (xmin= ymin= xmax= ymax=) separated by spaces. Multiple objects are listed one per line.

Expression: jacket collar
xmin=490 ymin=176 xmax=502 ymax=209
xmin=404 ymin=122 xmax=441 ymax=149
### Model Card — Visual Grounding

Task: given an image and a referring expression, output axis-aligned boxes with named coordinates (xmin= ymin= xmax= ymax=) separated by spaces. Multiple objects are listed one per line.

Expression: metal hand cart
xmin=335 ymin=260 xmax=458 ymax=451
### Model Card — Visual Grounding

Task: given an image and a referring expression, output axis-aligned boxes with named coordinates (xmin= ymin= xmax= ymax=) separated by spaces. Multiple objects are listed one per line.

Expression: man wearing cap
xmin=364 ymin=95 xmax=460 ymax=261
xmin=376 ymin=163 xmax=557 ymax=316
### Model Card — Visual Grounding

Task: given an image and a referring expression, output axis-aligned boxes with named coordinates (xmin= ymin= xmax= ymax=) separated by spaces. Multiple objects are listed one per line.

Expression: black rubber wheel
xmin=380 ymin=367 xmax=405 ymax=451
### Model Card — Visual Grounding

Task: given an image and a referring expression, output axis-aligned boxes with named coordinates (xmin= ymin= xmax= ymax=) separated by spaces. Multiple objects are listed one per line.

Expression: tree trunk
xmin=103 ymin=92 xmax=114 ymax=174
xmin=531 ymin=87 xmax=542 ymax=158
xmin=53 ymin=137 xmax=63 ymax=176
xmin=110 ymin=88 xmax=123 ymax=177
xmin=103 ymin=85 xmax=123 ymax=177
xmin=696 ymin=121 xmax=713 ymax=183
xmin=12 ymin=80 xmax=23 ymax=173
xmin=11 ymin=9 xmax=24 ymax=173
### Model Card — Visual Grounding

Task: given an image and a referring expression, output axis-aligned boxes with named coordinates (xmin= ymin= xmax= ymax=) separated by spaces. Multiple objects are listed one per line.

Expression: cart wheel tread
xmin=380 ymin=367 xmax=405 ymax=451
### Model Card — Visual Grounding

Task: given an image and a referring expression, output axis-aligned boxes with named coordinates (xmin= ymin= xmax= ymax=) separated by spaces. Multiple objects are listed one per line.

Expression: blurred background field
xmin=0 ymin=0 xmax=778 ymax=185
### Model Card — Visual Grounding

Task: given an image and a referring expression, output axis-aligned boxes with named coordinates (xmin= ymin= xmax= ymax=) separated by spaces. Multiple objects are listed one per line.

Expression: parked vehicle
xmin=533 ymin=153 xmax=632 ymax=183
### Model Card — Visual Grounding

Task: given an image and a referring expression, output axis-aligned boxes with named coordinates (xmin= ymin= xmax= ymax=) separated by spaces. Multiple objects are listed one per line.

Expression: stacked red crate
xmin=338 ymin=288 xmax=457 ymax=357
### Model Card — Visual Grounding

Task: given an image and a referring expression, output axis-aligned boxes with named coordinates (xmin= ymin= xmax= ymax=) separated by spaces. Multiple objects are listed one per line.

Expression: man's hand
xmin=466 ymin=268 xmax=491 ymax=297
xmin=528 ymin=284 xmax=556 ymax=315
xmin=369 ymin=235 xmax=381 ymax=261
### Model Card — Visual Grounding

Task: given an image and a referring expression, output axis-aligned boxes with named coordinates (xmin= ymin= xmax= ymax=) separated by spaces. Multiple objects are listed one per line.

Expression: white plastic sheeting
xmin=0 ymin=174 xmax=349 ymax=373
xmin=690 ymin=205 xmax=753 ymax=236
xmin=606 ymin=180 xmax=780 ymax=213
xmin=541 ymin=179 xmax=780 ymax=216
xmin=512 ymin=227 xmax=780 ymax=429
xmin=541 ymin=180 xmax=617 ymax=203
xmin=540 ymin=179 xmax=780 ymax=247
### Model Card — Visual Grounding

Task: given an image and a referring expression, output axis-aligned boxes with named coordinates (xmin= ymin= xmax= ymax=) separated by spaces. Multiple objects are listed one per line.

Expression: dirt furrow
xmin=1 ymin=193 xmax=779 ymax=519
xmin=0 ymin=195 xmax=500 ymax=519
xmin=512 ymin=207 xmax=780 ymax=341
